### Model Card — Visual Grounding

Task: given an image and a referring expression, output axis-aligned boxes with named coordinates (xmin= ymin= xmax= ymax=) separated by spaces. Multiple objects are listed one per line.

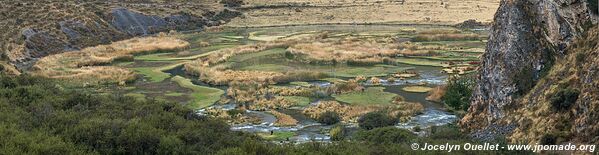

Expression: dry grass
xmin=390 ymin=97 xmax=425 ymax=122
xmin=228 ymin=0 xmax=500 ymax=27
xmin=184 ymin=33 xmax=330 ymax=85
xmin=32 ymin=35 xmax=189 ymax=84
xmin=402 ymin=86 xmax=434 ymax=93
xmin=303 ymin=100 xmax=378 ymax=123
xmin=426 ymin=85 xmax=447 ymax=102
xmin=270 ymin=110 xmax=299 ymax=126
xmin=0 ymin=61 xmax=20 ymax=75
xmin=288 ymin=38 xmax=399 ymax=63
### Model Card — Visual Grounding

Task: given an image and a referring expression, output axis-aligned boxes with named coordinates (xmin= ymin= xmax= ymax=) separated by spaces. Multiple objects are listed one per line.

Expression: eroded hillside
xmin=0 ymin=0 xmax=241 ymax=72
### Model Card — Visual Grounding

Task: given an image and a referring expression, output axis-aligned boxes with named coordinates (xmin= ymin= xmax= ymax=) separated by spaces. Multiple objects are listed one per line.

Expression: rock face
xmin=1 ymin=2 xmax=241 ymax=71
xmin=461 ymin=0 xmax=596 ymax=142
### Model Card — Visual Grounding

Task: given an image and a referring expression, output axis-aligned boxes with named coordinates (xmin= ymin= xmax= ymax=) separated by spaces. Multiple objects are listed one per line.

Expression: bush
xmin=442 ymin=76 xmax=474 ymax=111
xmin=550 ymin=88 xmax=580 ymax=111
xmin=429 ymin=124 xmax=466 ymax=140
xmin=317 ymin=111 xmax=341 ymax=125
xmin=329 ymin=126 xmax=346 ymax=141
xmin=513 ymin=68 xmax=534 ymax=96
xmin=354 ymin=127 xmax=416 ymax=144
xmin=358 ymin=111 xmax=397 ymax=130
xmin=540 ymin=134 xmax=557 ymax=145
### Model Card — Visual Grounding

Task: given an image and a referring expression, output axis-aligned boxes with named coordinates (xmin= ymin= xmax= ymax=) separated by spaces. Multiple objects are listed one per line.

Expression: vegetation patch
xmin=269 ymin=110 xmax=298 ymax=126
xmin=32 ymin=36 xmax=189 ymax=84
xmin=257 ymin=131 xmax=295 ymax=141
xmin=282 ymin=96 xmax=311 ymax=107
xmin=289 ymin=81 xmax=311 ymax=87
xmin=333 ymin=87 xmax=397 ymax=106
xmin=402 ymin=86 xmax=433 ymax=93
xmin=132 ymin=67 xmax=172 ymax=83
xmin=354 ymin=127 xmax=416 ymax=143
xmin=550 ymin=88 xmax=580 ymax=112
xmin=357 ymin=111 xmax=398 ymax=130
xmin=171 ymin=76 xmax=224 ymax=109
xmin=442 ymin=76 xmax=474 ymax=111
xmin=317 ymin=111 xmax=341 ymax=125
xmin=395 ymin=57 xmax=445 ymax=67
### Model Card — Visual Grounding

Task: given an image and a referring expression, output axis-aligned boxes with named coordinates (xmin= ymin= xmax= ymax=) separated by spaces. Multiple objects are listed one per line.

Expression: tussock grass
xmin=303 ymin=101 xmax=378 ymax=123
xmin=426 ymin=85 xmax=447 ymax=102
xmin=269 ymin=110 xmax=298 ymax=126
xmin=32 ymin=36 xmax=189 ymax=84
xmin=402 ymin=86 xmax=434 ymax=93
xmin=287 ymin=38 xmax=399 ymax=63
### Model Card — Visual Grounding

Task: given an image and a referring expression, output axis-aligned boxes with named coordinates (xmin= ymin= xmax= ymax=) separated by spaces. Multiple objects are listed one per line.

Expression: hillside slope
xmin=461 ymin=0 xmax=598 ymax=144
xmin=0 ymin=0 xmax=241 ymax=72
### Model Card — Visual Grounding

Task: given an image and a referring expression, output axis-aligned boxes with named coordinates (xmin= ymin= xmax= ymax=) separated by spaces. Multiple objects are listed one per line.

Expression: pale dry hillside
xmin=228 ymin=0 xmax=500 ymax=27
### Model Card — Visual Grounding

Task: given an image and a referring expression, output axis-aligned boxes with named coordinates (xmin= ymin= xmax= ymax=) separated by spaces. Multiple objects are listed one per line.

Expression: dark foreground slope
xmin=461 ymin=0 xmax=598 ymax=144
xmin=0 ymin=0 xmax=241 ymax=71
xmin=1 ymin=74 xmax=527 ymax=154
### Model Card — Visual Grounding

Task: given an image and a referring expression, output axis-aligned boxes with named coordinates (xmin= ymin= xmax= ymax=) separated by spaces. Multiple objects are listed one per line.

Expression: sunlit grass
xmin=282 ymin=96 xmax=311 ymax=107
xmin=171 ymin=76 xmax=224 ymax=109
xmin=333 ymin=87 xmax=398 ymax=106
xmin=257 ymin=131 xmax=295 ymax=141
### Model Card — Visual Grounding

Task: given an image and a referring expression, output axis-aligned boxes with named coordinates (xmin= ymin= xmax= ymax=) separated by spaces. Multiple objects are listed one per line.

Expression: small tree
xmin=442 ymin=75 xmax=474 ymax=111
xmin=317 ymin=111 xmax=341 ymax=125
xmin=358 ymin=111 xmax=396 ymax=130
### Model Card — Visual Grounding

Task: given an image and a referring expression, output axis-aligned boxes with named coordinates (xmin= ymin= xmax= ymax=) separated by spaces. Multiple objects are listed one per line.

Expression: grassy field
xmin=333 ymin=87 xmax=398 ymax=106
xmin=257 ymin=131 xmax=295 ymax=141
xmin=395 ymin=57 xmax=446 ymax=67
xmin=132 ymin=62 xmax=187 ymax=83
xmin=240 ymin=63 xmax=410 ymax=78
xmin=229 ymin=48 xmax=288 ymax=62
xmin=282 ymin=96 xmax=311 ymax=107
xmin=132 ymin=67 xmax=172 ymax=83
xmin=171 ymin=76 xmax=224 ymax=109
xmin=289 ymin=82 xmax=312 ymax=87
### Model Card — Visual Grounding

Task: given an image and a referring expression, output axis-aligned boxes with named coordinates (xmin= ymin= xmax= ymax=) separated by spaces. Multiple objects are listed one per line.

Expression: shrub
xmin=317 ymin=111 xmax=341 ymax=125
xmin=329 ymin=126 xmax=346 ymax=141
xmin=576 ymin=52 xmax=585 ymax=64
xmin=442 ymin=76 xmax=474 ymax=111
xmin=513 ymin=68 xmax=535 ymax=96
xmin=354 ymin=127 xmax=416 ymax=144
xmin=540 ymin=134 xmax=557 ymax=145
xmin=429 ymin=124 xmax=466 ymax=140
xmin=550 ymin=88 xmax=580 ymax=111
xmin=358 ymin=111 xmax=397 ymax=130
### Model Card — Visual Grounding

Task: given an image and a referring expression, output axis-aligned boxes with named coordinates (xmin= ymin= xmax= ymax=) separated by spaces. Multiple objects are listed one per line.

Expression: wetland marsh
xmin=40 ymin=24 xmax=487 ymax=143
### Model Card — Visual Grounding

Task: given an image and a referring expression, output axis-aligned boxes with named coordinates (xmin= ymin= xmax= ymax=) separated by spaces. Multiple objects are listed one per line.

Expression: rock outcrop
xmin=1 ymin=1 xmax=241 ymax=71
xmin=461 ymin=0 xmax=597 ymax=143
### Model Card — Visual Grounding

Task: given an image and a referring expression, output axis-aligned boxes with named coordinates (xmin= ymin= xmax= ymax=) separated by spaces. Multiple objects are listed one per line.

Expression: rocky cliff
xmin=0 ymin=1 xmax=241 ymax=72
xmin=461 ymin=0 xmax=598 ymax=143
